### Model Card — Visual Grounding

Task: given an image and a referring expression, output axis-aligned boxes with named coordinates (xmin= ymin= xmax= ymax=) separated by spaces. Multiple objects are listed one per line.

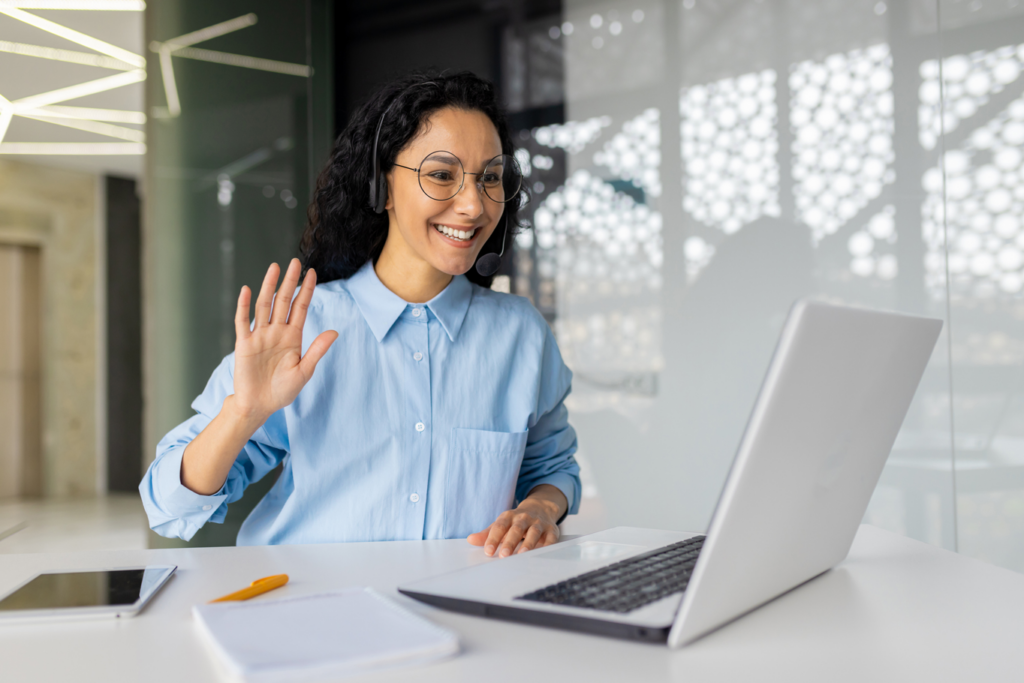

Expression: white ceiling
xmin=0 ymin=4 xmax=145 ymax=178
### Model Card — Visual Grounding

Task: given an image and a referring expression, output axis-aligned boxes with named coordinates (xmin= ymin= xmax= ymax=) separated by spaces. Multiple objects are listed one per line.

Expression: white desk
xmin=2 ymin=525 xmax=1023 ymax=683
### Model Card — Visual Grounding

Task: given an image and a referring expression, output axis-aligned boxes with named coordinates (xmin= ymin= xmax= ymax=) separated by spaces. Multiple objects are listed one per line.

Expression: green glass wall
xmin=143 ymin=0 xmax=332 ymax=547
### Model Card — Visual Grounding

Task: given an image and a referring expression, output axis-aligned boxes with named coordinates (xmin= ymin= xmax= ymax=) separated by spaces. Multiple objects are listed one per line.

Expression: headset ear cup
xmin=375 ymin=172 xmax=388 ymax=213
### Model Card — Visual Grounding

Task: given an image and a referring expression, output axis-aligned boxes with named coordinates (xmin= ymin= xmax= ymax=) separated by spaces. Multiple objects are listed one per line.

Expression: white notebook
xmin=192 ymin=588 xmax=459 ymax=683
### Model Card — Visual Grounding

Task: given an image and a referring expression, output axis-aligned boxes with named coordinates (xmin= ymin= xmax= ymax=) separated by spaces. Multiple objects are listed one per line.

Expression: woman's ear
xmin=384 ymin=170 xmax=395 ymax=211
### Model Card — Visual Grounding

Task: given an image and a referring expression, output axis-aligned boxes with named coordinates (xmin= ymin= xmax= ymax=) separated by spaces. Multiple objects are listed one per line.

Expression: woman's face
xmin=384 ymin=107 xmax=506 ymax=277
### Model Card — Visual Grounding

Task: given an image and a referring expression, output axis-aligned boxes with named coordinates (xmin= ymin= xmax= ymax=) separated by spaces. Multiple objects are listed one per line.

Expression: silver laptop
xmin=399 ymin=300 xmax=942 ymax=647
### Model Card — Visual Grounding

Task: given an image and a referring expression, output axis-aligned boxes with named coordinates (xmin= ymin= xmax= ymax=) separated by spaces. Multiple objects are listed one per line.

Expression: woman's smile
xmin=432 ymin=222 xmax=483 ymax=247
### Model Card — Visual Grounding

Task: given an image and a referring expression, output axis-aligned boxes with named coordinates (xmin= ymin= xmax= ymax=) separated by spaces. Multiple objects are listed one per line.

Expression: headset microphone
xmin=475 ymin=216 xmax=507 ymax=277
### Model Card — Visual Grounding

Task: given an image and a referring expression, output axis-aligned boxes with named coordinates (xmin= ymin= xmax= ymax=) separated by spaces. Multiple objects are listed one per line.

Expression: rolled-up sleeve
xmin=515 ymin=325 xmax=582 ymax=517
xmin=516 ymin=395 xmax=581 ymax=517
xmin=139 ymin=354 xmax=288 ymax=541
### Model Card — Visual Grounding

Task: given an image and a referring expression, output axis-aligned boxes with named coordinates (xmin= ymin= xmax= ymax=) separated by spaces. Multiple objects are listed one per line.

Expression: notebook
xmin=192 ymin=587 xmax=459 ymax=682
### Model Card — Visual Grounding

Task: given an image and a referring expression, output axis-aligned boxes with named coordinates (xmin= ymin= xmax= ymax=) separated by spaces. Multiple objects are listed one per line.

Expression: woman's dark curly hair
xmin=300 ymin=70 xmax=525 ymax=288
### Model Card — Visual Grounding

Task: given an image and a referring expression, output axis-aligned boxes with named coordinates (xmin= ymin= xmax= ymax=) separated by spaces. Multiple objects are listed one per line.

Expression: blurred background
xmin=1 ymin=0 xmax=1023 ymax=574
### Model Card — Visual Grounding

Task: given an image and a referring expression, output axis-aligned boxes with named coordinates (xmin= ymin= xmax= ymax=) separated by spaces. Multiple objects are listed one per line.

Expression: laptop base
xmin=398 ymin=589 xmax=672 ymax=643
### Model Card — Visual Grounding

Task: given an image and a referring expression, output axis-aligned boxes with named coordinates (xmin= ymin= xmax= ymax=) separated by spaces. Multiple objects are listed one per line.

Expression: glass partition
xmin=512 ymin=0 xmax=995 ymax=563
xmin=144 ymin=0 xmax=331 ymax=547
xmin=937 ymin=0 xmax=1024 ymax=571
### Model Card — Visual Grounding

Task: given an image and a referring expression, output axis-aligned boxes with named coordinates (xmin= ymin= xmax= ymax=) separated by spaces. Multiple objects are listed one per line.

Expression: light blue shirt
xmin=139 ymin=261 xmax=581 ymax=545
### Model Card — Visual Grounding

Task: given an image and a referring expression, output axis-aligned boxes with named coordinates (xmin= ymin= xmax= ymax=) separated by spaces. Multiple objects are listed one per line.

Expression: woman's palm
xmin=233 ymin=259 xmax=337 ymax=420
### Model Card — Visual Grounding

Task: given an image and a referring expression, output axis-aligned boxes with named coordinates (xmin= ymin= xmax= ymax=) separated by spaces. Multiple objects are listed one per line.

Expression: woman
xmin=140 ymin=71 xmax=580 ymax=558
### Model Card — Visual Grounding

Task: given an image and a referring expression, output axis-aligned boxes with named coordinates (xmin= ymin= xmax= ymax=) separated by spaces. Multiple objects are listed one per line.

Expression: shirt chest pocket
xmin=443 ymin=428 xmax=529 ymax=539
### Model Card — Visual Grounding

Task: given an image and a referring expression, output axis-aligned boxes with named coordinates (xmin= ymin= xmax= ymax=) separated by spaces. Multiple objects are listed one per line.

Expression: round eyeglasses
xmin=393 ymin=151 xmax=522 ymax=204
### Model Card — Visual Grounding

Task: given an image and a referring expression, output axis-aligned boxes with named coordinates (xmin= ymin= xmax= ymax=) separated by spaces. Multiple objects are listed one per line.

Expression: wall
xmin=0 ymin=160 xmax=100 ymax=497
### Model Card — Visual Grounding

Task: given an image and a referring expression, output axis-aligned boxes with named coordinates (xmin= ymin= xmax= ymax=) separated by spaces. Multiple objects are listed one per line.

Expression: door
xmin=0 ymin=244 xmax=42 ymax=498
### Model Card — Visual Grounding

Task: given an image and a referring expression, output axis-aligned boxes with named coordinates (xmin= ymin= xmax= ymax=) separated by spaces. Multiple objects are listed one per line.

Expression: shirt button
xmin=411 ymin=307 xmax=422 ymax=317
xmin=415 ymin=422 xmax=425 ymax=432
xmin=201 ymin=505 xmax=212 ymax=511
xmin=413 ymin=351 xmax=423 ymax=361
xmin=409 ymin=493 xmax=420 ymax=503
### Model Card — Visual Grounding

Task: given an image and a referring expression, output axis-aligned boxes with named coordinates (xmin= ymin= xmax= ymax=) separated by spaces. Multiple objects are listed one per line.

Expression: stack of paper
xmin=193 ymin=587 xmax=459 ymax=682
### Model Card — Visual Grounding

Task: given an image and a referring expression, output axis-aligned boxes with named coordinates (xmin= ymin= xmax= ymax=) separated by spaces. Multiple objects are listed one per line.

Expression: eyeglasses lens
xmin=418 ymin=152 xmax=463 ymax=201
xmin=481 ymin=154 xmax=522 ymax=203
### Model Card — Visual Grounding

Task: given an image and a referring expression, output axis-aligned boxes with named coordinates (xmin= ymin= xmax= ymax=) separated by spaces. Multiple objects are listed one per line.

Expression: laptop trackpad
xmin=539 ymin=542 xmax=648 ymax=561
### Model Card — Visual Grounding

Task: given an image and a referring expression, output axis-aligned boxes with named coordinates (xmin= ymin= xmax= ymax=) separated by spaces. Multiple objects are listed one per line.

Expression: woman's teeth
xmin=434 ymin=224 xmax=477 ymax=241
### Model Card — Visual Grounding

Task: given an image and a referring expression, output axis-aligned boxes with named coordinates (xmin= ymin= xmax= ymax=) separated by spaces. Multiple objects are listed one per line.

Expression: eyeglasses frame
xmin=392 ymin=150 xmax=522 ymax=204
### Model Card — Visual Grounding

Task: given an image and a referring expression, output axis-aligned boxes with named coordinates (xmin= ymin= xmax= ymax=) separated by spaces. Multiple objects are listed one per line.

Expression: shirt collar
xmin=427 ymin=268 xmax=472 ymax=342
xmin=346 ymin=261 xmax=473 ymax=343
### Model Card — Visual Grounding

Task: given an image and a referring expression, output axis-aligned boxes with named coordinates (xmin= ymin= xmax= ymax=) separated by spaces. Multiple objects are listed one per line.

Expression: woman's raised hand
xmin=232 ymin=259 xmax=338 ymax=423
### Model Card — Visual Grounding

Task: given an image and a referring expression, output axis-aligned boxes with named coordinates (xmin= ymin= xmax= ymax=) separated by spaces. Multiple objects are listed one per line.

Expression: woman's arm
xmin=179 ymin=395 xmax=272 ymax=494
xmin=179 ymin=259 xmax=337 ymax=495
xmin=140 ymin=408 xmax=287 ymax=541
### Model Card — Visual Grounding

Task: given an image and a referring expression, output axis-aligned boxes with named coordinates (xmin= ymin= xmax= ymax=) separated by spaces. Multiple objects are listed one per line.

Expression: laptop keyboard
xmin=516 ymin=535 xmax=706 ymax=613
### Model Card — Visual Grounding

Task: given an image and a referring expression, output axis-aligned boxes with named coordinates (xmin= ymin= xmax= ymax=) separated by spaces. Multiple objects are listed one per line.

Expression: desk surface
xmin=2 ymin=525 xmax=1023 ymax=683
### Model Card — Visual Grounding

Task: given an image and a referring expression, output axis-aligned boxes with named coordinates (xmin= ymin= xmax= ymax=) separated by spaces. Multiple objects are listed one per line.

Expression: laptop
xmin=399 ymin=300 xmax=943 ymax=647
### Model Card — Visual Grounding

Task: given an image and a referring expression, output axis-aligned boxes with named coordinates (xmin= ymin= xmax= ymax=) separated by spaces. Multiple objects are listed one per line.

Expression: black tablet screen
xmin=0 ymin=569 xmax=148 ymax=610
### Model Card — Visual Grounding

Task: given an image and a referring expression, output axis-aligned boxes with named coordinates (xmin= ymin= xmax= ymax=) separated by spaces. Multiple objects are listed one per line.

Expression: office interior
xmin=0 ymin=0 xmax=1023 ymax=577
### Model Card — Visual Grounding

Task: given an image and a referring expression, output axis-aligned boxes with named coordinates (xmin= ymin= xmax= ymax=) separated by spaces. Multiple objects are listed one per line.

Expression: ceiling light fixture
xmin=161 ymin=13 xmax=256 ymax=50
xmin=0 ymin=142 xmax=145 ymax=154
xmin=0 ymin=1 xmax=147 ymax=156
xmin=150 ymin=14 xmax=260 ymax=117
xmin=0 ymin=6 xmax=145 ymax=67
xmin=0 ymin=39 xmax=135 ymax=69
xmin=0 ymin=94 xmax=13 ymax=144
xmin=0 ymin=5 xmax=307 ymax=154
xmin=13 ymin=69 xmax=145 ymax=110
xmin=149 ymin=13 xmax=310 ymax=118
xmin=25 ymin=104 xmax=145 ymax=124
xmin=0 ymin=1 xmax=145 ymax=9
xmin=170 ymin=46 xmax=310 ymax=77
xmin=156 ymin=45 xmax=179 ymax=116
xmin=18 ymin=110 xmax=144 ymax=141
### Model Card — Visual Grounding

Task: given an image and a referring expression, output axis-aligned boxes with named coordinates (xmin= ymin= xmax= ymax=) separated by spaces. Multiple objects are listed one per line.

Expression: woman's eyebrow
xmin=467 ymin=154 xmax=504 ymax=171
xmin=425 ymin=151 xmax=460 ymax=164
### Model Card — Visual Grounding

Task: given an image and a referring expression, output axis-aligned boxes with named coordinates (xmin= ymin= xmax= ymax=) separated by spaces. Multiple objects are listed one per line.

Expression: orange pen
xmin=209 ymin=574 xmax=289 ymax=603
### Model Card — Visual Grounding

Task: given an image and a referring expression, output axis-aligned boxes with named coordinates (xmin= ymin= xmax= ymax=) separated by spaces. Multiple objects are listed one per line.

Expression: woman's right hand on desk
xmin=232 ymin=258 xmax=338 ymax=422
xmin=180 ymin=258 xmax=337 ymax=496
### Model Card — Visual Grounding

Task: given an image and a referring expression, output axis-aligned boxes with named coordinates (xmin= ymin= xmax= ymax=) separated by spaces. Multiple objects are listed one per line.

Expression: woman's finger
xmin=234 ymin=286 xmax=252 ymax=342
xmin=272 ymin=258 xmax=302 ymax=324
xmin=540 ymin=526 xmax=560 ymax=548
xmin=298 ymin=330 xmax=339 ymax=380
xmin=516 ymin=523 xmax=546 ymax=554
xmin=253 ymin=263 xmax=280 ymax=328
xmin=466 ymin=528 xmax=489 ymax=546
xmin=484 ymin=516 xmax=512 ymax=556
xmin=498 ymin=518 xmax=531 ymax=558
xmin=287 ymin=268 xmax=317 ymax=330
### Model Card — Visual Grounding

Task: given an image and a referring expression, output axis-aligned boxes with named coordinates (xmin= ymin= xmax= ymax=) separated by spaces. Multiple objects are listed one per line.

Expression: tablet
xmin=0 ymin=565 xmax=176 ymax=623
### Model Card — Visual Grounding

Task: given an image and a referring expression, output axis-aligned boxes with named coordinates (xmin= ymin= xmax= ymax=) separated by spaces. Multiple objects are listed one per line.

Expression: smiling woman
xmin=139 ymin=71 xmax=581 ymax=559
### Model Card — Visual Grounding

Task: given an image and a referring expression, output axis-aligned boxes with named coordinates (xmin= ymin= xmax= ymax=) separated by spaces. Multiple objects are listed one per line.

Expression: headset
xmin=368 ymin=81 xmax=437 ymax=215
xmin=367 ymin=80 xmax=507 ymax=278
